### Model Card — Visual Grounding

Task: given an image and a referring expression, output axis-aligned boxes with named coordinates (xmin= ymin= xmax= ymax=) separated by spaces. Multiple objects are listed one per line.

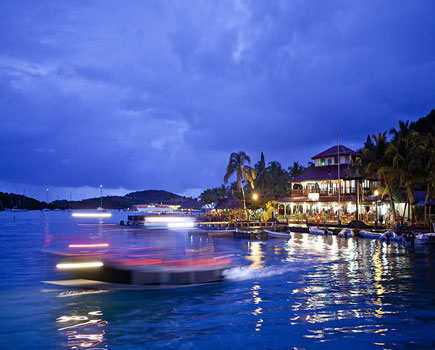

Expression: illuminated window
xmin=319 ymin=158 xmax=325 ymax=166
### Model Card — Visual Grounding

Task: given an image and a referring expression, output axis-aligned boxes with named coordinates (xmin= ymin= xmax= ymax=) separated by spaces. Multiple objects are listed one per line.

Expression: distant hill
xmin=51 ymin=196 xmax=136 ymax=210
xmin=0 ymin=189 xmax=189 ymax=210
xmin=0 ymin=192 xmax=46 ymax=210
xmin=125 ymin=190 xmax=185 ymax=204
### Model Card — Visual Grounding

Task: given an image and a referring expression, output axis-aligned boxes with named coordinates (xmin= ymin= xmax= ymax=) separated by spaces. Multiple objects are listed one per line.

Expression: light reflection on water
xmin=0 ymin=211 xmax=435 ymax=349
xmin=57 ymin=309 xmax=108 ymax=349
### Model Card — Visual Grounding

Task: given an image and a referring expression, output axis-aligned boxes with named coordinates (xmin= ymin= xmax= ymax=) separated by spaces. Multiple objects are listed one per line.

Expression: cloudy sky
xmin=1 ymin=0 xmax=434 ymax=201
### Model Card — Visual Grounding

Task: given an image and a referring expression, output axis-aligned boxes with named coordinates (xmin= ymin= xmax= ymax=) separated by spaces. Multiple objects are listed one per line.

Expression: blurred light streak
xmin=56 ymin=261 xmax=103 ymax=269
xmin=72 ymin=212 xmax=112 ymax=218
xmin=68 ymin=243 xmax=109 ymax=248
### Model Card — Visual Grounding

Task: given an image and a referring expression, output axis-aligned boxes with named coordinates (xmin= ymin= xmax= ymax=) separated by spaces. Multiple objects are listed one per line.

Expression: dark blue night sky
xmin=1 ymin=0 xmax=434 ymax=200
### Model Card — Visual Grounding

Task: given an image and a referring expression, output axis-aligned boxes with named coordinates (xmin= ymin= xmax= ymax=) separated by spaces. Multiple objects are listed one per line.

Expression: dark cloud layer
xmin=1 ymin=0 xmax=434 ymax=200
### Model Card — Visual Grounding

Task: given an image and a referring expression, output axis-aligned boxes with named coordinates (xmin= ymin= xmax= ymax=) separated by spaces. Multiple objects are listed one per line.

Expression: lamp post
xmin=374 ymin=190 xmax=379 ymax=227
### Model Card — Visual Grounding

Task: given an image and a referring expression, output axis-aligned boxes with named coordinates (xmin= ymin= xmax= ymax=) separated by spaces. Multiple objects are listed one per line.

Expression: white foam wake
xmin=223 ymin=264 xmax=305 ymax=281
xmin=57 ymin=289 xmax=109 ymax=297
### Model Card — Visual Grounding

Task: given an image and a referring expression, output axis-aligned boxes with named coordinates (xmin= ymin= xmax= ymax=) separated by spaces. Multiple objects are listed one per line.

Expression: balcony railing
xmin=291 ymin=188 xmax=374 ymax=197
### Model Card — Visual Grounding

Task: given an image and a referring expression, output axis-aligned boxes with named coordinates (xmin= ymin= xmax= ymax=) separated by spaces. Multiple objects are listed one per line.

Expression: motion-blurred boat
xmin=126 ymin=213 xmax=196 ymax=228
xmin=44 ymin=244 xmax=233 ymax=289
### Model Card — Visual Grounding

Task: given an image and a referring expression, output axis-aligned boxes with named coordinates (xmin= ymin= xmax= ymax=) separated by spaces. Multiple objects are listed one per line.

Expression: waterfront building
xmin=273 ymin=145 xmax=384 ymax=224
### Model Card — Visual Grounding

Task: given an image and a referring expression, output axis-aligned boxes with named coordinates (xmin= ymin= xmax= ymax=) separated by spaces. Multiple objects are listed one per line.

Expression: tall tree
xmin=224 ymin=152 xmax=256 ymax=218
xmin=254 ymin=152 xmax=267 ymax=198
xmin=420 ymin=133 xmax=435 ymax=225
xmin=387 ymin=126 xmax=422 ymax=221
xmin=265 ymin=161 xmax=290 ymax=200
xmin=362 ymin=132 xmax=397 ymax=221
xmin=288 ymin=161 xmax=306 ymax=179
xmin=199 ymin=185 xmax=230 ymax=204
xmin=390 ymin=120 xmax=412 ymax=141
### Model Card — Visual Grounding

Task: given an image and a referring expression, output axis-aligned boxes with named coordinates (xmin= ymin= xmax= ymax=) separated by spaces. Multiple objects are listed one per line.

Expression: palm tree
xmin=390 ymin=120 xmax=412 ymax=141
xmin=288 ymin=161 xmax=306 ymax=179
xmin=254 ymin=152 xmax=267 ymax=198
xmin=418 ymin=133 xmax=435 ymax=225
xmin=363 ymin=132 xmax=397 ymax=221
xmin=386 ymin=129 xmax=422 ymax=222
xmin=224 ymin=152 xmax=256 ymax=218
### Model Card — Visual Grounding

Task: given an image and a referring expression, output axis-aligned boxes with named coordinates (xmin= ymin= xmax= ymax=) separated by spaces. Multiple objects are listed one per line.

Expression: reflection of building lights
xmin=68 ymin=243 xmax=109 ymax=248
xmin=58 ymin=311 xmax=108 ymax=350
xmin=56 ymin=261 xmax=104 ymax=269
xmin=72 ymin=212 xmax=112 ymax=218
xmin=247 ymin=241 xmax=264 ymax=269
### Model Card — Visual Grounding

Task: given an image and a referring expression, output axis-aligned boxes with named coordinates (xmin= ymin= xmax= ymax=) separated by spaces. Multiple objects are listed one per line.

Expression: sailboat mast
xmin=337 ymin=127 xmax=341 ymax=223
xmin=100 ymin=185 xmax=103 ymax=209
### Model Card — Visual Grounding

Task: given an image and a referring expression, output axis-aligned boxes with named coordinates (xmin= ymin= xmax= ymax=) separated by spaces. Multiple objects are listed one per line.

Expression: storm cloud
xmin=1 ymin=0 xmax=434 ymax=200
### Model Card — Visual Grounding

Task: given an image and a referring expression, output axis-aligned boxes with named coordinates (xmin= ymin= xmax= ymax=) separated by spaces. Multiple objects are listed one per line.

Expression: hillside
xmin=0 ymin=192 xmax=46 ymax=210
xmin=0 ymin=189 xmax=188 ymax=210
xmin=125 ymin=190 xmax=185 ymax=204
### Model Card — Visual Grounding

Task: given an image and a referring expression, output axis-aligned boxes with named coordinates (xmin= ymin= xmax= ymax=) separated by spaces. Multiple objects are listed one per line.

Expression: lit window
xmin=319 ymin=158 xmax=325 ymax=166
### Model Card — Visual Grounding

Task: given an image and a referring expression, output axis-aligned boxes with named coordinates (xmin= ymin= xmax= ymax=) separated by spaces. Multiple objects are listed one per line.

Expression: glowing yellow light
xmin=252 ymin=193 xmax=258 ymax=200
xmin=56 ymin=261 xmax=104 ymax=269
xmin=374 ymin=190 xmax=379 ymax=196
xmin=72 ymin=212 xmax=112 ymax=218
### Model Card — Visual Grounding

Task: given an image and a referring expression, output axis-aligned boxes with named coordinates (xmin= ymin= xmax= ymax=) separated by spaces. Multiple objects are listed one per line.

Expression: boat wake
xmin=57 ymin=289 xmax=109 ymax=298
xmin=223 ymin=264 xmax=305 ymax=281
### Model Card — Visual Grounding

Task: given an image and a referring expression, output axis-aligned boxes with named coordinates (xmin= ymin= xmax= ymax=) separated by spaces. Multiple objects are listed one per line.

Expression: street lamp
xmin=374 ymin=190 xmax=379 ymax=227
xmin=252 ymin=193 xmax=258 ymax=201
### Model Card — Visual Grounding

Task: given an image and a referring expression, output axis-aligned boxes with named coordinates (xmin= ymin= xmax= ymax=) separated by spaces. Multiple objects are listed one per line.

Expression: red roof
xmin=311 ymin=145 xmax=362 ymax=160
xmin=292 ymin=165 xmax=355 ymax=182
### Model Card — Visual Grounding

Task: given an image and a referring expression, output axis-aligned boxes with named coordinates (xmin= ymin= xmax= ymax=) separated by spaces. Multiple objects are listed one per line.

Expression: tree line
xmin=359 ymin=109 xmax=435 ymax=225
xmin=199 ymin=152 xmax=312 ymax=208
xmin=199 ymin=108 xmax=434 ymax=225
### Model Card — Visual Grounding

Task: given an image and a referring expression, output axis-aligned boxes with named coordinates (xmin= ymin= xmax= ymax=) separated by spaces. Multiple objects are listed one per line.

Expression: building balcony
xmin=291 ymin=188 xmax=374 ymax=197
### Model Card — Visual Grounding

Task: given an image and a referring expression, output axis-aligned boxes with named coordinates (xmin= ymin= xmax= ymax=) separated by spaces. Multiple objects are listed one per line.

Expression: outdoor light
xmin=374 ymin=190 xmax=379 ymax=227
xmin=252 ymin=193 xmax=258 ymax=200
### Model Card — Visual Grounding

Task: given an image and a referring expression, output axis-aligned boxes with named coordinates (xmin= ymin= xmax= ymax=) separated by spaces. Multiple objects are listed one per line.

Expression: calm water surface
xmin=0 ymin=211 xmax=434 ymax=349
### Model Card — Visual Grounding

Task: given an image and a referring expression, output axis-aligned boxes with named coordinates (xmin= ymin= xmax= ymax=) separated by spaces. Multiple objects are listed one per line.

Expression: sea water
xmin=0 ymin=210 xmax=434 ymax=349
